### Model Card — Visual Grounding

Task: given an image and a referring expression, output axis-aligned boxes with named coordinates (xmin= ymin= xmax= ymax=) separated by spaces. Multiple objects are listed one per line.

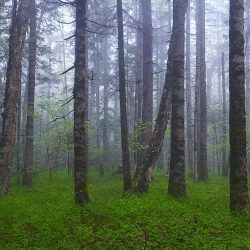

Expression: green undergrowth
xmin=1 ymin=171 xmax=250 ymax=249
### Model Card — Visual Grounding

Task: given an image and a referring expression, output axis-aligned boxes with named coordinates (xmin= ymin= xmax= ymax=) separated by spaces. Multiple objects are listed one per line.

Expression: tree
xmin=0 ymin=0 xmax=31 ymax=194
xmin=22 ymin=0 xmax=37 ymax=186
xmin=168 ymin=0 xmax=187 ymax=197
xmin=74 ymin=0 xmax=90 ymax=204
xmin=196 ymin=0 xmax=207 ymax=181
xmin=185 ymin=0 xmax=194 ymax=178
xmin=229 ymin=0 xmax=249 ymax=212
xmin=117 ymin=0 xmax=132 ymax=192
xmin=137 ymin=0 xmax=153 ymax=168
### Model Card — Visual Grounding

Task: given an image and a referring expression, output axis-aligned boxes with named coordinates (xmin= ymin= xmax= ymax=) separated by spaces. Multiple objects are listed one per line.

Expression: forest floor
xmin=1 ymin=171 xmax=250 ymax=249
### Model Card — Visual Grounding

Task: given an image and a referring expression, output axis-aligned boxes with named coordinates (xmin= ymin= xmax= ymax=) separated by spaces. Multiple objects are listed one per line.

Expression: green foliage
xmin=1 ymin=172 xmax=250 ymax=249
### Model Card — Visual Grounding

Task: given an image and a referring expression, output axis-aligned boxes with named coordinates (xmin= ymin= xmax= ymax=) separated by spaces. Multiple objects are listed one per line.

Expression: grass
xmin=1 ymin=171 xmax=250 ymax=249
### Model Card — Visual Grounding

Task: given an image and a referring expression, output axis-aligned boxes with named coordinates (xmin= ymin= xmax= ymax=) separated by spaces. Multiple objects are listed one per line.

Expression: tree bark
xmin=229 ymin=0 xmax=249 ymax=212
xmin=22 ymin=0 xmax=37 ymax=186
xmin=0 ymin=0 xmax=30 ymax=194
xmin=74 ymin=0 xmax=90 ymax=204
xmin=117 ymin=0 xmax=132 ymax=192
xmin=168 ymin=0 xmax=187 ymax=197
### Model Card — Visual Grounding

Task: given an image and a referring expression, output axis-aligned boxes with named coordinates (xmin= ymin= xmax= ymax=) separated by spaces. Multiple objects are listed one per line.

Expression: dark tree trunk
xmin=0 ymin=0 xmax=31 ymax=195
xmin=22 ymin=0 xmax=37 ymax=186
xmin=74 ymin=0 xmax=90 ymax=204
xmin=168 ymin=0 xmax=187 ymax=197
xmin=117 ymin=0 xmax=132 ymax=192
xmin=246 ymin=0 xmax=250 ymax=118
xmin=229 ymin=0 xmax=249 ymax=212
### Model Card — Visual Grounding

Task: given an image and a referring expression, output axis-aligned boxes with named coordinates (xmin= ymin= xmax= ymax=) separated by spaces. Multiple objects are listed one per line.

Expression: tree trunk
xmin=185 ymin=0 xmax=194 ymax=178
xmin=168 ymin=0 xmax=187 ymax=197
xmin=117 ymin=0 xmax=132 ymax=192
xmin=0 ymin=0 xmax=30 ymax=194
xmin=135 ymin=37 xmax=174 ymax=193
xmin=134 ymin=0 xmax=143 ymax=177
xmin=22 ymin=0 xmax=37 ymax=186
xmin=196 ymin=0 xmax=207 ymax=181
xmin=246 ymin=0 xmax=250 ymax=118
xmin=74 ymin=0 xmax=90 ymax=204
xmin=229 ymin=0 xmax=249 ymax=212
xmin=137 ymin=0 xmax=153 ymax=169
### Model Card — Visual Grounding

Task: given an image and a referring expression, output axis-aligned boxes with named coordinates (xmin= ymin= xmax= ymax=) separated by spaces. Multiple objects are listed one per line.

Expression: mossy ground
xmin=1 ymin=171 xmax=250 ymax=249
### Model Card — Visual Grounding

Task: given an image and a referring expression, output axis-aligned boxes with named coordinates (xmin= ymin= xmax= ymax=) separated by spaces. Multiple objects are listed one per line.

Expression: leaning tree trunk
xmin=74 ymin=0 xmax=90 ymax=204
xmin=135 ymin=35 xmax=174 ymax=193
xmin=135 ymin=0 xmax=188 ymax=194
xmin=117 ymin=0 xmax=132 ymax=192
xmin=22 ymin=0 xmax=37 ymax=186
xmin=0 ymin=0 xmax=31 ymax=195
xmin=168 ymin=0 xmax=187 ymax=197
xmin=229 ymin=0 xmax=249 ymax=212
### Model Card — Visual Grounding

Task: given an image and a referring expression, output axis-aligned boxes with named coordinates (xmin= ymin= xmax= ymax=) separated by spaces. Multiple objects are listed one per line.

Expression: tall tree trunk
xmin=0 ymin=0 xmax=30 ymax=195
xmin=185 ymin=0 xmax=194 ymax=178
xmin=168 ymin=0 xmax=187 ymax=197
xmin=0 ymin=71 xmax=3 ymax=140
xmin=196 ymin=0 xmax=207 ymax=181
xmin=229 ymin=0 xmax=249 ymax=212
xmin=221 ymin=52 xmax=228 ymax=177
xmin=137 ymin=0 xmax=153 ymax=168
xmin=22 ymin=0 xmax=37 ymax=186
xmin=74 ymin=0 xmax=90 ymax=204
xmin=246 ymin=0 xmax=250 ymax=118
xmin=117 ymin=0 xmax=132 ymax=192
xmin=134 ymin=0 xmax=143 ymax=176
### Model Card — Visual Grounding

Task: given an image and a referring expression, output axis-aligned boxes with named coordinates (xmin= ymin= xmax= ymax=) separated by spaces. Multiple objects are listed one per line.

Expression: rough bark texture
xmin=168 ymin=0 xmax=187 ymax=197
xmin=196 ymin=0 xmax=207 ymax=181
xmin=74 ymin=0 xmax=90 ymax=204
xmin=221 ymin=52 xmax=228 ymax=177
xmin=246 ymin=0 xmax=250 ymax=118
xmin=0 ymin=72 xmax=3 ymax=140
xmin=117 ymin=0 xmax=132 ymax=192
xmin=185 ymin=0 xmax=194 ymax=178
xmin=22 ymin=0 xmax=37 ymax=186
xmin=0 ymin=0 xmax=31 ymax=195
xmin=229 ymin=0 xmax=249 ymax=212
